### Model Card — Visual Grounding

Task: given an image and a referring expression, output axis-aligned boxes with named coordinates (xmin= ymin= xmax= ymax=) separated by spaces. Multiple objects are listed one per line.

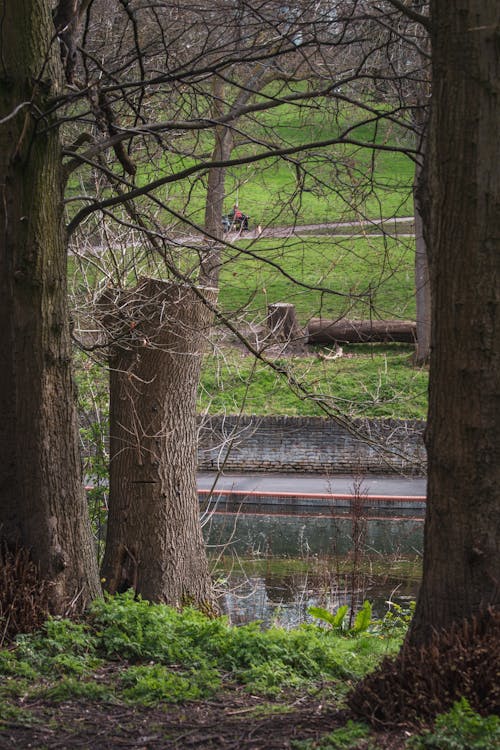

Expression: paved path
xmin=198 ymin=471 xmax=426 ymax=498
xmin=222 ymin=216 xmax=415 ymax=241
xmin=81 ymin=217 xmax=416 ymax=256
xmin=164 ymin=217 xmax=416 ymax=247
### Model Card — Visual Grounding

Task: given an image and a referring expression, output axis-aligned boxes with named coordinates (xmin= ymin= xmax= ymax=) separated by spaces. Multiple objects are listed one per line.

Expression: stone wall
xmin=197 ymin=415 xmax=426 ymax=475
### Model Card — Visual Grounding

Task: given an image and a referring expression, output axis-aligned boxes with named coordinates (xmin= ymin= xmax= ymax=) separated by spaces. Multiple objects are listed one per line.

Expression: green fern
xmin=309 ymin=602 xmax=372 ymax=635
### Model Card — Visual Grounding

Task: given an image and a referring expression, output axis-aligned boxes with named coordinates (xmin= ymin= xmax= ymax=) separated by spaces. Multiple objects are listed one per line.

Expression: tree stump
xmin=99 ymin=278 xmax=218 ymax=611
xmin=267 ymin=303 xmax=306 ymax=351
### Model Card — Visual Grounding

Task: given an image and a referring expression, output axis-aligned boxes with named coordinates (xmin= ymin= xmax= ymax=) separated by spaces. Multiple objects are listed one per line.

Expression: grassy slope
xmin=199 ymin=346 xmax=427 ymax=419
xmin=71 ymin=96 xmax=427 ymax=420
xmin=204 ymin=229 xmax=427 ymax=420
xmin=222 ymin=117 xmax=415 ymax=226
xmin=218 ymin=235 xmax=416 ymax=322
xmin=198 ymin=100 xmax=425 ymax=420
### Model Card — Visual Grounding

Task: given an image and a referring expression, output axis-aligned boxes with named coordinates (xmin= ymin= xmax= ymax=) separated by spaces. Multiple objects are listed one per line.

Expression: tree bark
xmin=408 ymin=0 xmax=500 ymax=645
xmin=307 ymin=318 xmax=417 ymax=344
xmin=409 ymin=0 xmax=432 ymax=366
xmin=413 ymin=147 xmax=432 ymax=365
xmin=267 ymin=303 xmax=306 ymax=351
xmin=199 ymin=78 xmax=233 ymax=287
xmin=100 ymin=279 xmax=218 ymax=612
xmin=0 ymin=0 xmax=100 ymax=612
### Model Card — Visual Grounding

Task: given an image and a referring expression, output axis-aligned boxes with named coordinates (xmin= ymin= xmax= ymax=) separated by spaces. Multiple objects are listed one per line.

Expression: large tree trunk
xmin=0 ymin=0 xmax=100 ymax=612
xmin=413 ymin=150 xmax=431 ymax=365
xmin=408 ymin=0 xmax=500 ymax=645
xmin=100 ymin=279 xmax=218 ymax=612
xmin=307 ymin=318 xmax=417 ymax=344
xmin=411 ymin=5 xmax=432 ymax=367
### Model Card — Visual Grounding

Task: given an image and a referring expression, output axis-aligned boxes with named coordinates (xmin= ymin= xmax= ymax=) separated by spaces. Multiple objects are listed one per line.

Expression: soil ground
xmin=0 ymin=688 xmax=411 ymax=749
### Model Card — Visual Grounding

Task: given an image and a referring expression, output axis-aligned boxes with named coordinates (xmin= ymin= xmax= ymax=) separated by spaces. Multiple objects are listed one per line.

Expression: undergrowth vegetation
xmin=291 ymin=720 xmax=372 ymax=750
xmin=0 ymin=590 xmax=402 ymax=713
xmin=407 ymin=698 xmax=500 ymax=750
xmin=2 ymin=593 xmax=498 ymax=749
xmin=348 ymin=607 xmax=500 ymax=725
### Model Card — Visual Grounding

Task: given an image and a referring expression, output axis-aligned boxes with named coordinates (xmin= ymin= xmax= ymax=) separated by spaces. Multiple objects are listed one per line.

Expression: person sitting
xmin=229 ymin=204 xmax=243 ymax=220
xmin=228 ymin=204 xmax=249 ymax=229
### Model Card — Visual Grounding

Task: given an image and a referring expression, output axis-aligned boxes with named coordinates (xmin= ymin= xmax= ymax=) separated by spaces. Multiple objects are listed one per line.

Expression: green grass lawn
xmin=220 ymin=108 xmax=415 ymax=227
xmin=82 ymin=93 xmax=415 ymax=232
xmin=199 ymin=344 xmax=427 ymax=419
xmin=114 ymin=147 xmax=413 ymax=235
xmin=70 ymin=92 xmax=426 ymax=421
xmin=217 ymin=234 xmax=416 ymax=323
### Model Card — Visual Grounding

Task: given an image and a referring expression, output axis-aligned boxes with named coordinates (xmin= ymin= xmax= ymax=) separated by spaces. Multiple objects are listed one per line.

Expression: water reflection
xmin=220 ymin=572 xmax=418 ymax=629
xmin=204 ymin=511 xmax=423 ymax=557
xmin=203 ymin=511 xmax=423 ymax=627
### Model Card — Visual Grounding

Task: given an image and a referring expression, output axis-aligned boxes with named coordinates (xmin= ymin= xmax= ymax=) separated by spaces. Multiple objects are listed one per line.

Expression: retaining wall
xmin=197 ymin=415 xmax=426 ymax=475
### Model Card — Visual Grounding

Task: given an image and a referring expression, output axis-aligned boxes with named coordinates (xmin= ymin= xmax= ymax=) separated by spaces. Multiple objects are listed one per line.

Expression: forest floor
xmin=0 ymin=686 xmax=412 ymax=749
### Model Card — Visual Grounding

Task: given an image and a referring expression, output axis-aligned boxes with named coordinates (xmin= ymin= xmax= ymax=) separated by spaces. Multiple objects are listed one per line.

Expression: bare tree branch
xmin=385 ymin=0 xmax=431 ymax=31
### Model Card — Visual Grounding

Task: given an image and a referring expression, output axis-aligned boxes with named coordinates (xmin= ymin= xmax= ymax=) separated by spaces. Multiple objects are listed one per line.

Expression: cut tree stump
xmin=307 ymin=318 xmax=417 ymax=344
xmin=267 ymin=302 xmax=307 ymax=352
xmin=98 ymin=278 xmax=218 ymax=610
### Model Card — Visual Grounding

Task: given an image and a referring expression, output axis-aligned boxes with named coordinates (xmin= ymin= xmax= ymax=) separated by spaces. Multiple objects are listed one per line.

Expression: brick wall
xmin=197 ymin=415 xmax=426 ymax=475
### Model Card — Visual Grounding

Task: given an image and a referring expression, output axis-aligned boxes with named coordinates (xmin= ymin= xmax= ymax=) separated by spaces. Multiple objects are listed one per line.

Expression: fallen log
xmin=307 ymin=318 xmax=417 ymax=344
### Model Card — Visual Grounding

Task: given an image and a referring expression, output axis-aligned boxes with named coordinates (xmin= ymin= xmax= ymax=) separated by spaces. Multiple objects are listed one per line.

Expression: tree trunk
xmin=100 ymin=279 xmax=218 ymax=612
xmin=408 ymin=0 xmax=500 ymax=645
xmin=410 ymin=4 xmax=432 ymax=367
xmin=0 ymin=0 xmax=100 ymax=612
xmin=199 ymin=78 xmax=233 ymax=287
xmin=307 ymin=318 xmax=417 ymax=344
xmin=267 ymin=303 xmax=306 ymax=351
xmin=413 ymin=141 xmax=432 ymax=365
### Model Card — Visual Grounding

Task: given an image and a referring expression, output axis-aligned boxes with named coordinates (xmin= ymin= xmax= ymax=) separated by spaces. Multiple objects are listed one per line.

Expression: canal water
xmin=202 ymin=507 xmax=424 ymax=628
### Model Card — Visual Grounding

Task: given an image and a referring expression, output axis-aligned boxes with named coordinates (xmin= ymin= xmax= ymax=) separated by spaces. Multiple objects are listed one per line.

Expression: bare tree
xmin=66 ymin=0 xmax=424 ymax=609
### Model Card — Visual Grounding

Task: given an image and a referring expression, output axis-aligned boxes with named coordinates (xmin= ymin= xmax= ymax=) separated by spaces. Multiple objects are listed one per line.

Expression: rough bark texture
xmin=307 ymin=318 xmax=417 ymax=344
xmin=100 ymin=279 xmax=218 ymax=611
xmin=267 ymin=303 xmax=307 ymax=351
xmin=413 ymin=150 xmax=432 ymax=365
xmin=411 ymin=10 xmax=432 ymax=367
xmin=408 ymin=0 xmax=500 ymax=644
xmin=0 ymin=0 xmax=100 ymax=612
